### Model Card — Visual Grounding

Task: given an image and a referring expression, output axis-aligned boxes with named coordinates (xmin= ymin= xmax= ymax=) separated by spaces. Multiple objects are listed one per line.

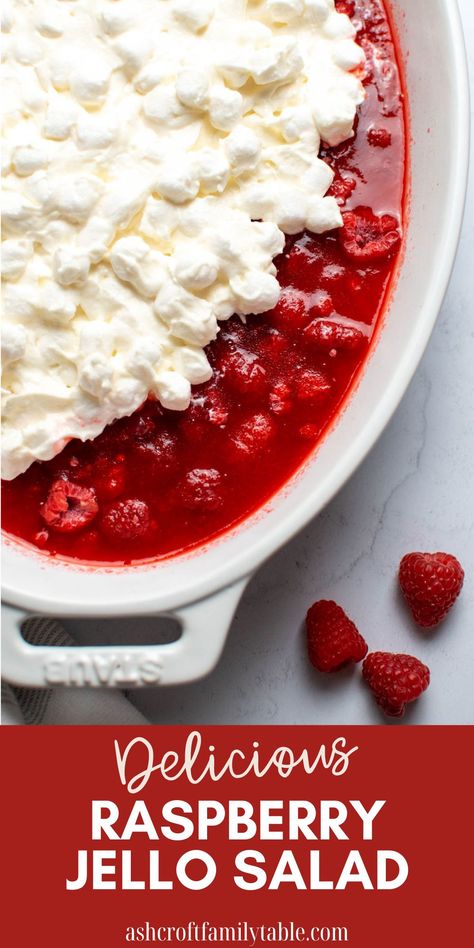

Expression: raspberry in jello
xmin=101 ymin=499 xmax=151 ymax=542
xmin=339 ymin=207 xmax=401 ymax=262
xmin=303 ymin=319 xmax=367 ymax=352
xmin=41 ymin=480 xmax=98 ymax=534
xmin=180 ymin=469 xmax=225 ymax=512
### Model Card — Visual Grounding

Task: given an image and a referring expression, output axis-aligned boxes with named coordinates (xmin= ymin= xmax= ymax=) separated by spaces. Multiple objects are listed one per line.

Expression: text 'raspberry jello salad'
xmin=1 ymin=0 xmax=405 ymax=562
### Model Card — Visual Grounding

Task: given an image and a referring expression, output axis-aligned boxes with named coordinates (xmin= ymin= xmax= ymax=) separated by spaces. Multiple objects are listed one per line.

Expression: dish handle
xmin=1 ymin=578 xmax=249 ymax=688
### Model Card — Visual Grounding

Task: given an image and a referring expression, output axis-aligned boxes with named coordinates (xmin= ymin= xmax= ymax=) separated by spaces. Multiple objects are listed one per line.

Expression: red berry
xmin=95 ymin=468 xmax=126 ymax=501
xmin=265 ymin=291 xmax=308 ymax=333
xmin=367 ymin=127 xmax=392 ymax=148
xmin=328 ymin=174 xmax=357 ymax=207
xmin=101 ymin=499 xmax=150 ymax=541
xmin=206 ymin=391 xmax=229 ymax=427
xmin=299 ymin=423 xmax=320 ymax=440
xmin=304 ymin=319 xmax=366 ymax=352
xmin=208 ymin=405 xmax=228 ymax=426
xmin=269 ymin=380 xmax=293 ymax=416
xmin=99 ymin=411 xmax=156 ymax=449
xmin=295 ymin=369 xmax=332 ymax=405
xmin=259 ymin=330 xmax=290 ymax=360
xmin=339 ymin=206 xmax=401 ymax=262
xmin=309 ymin=292 xmax=334 ymax=319
xmin=399 ymin=552 xmax=465 ymax=628
xmin=306 ymin=600 xmax=368 ymax=673
xmin=223 ymin=347 xmax=267 ymax=397
xmin=277 ymin=244 xmax=314 ymax=289
xmin=363 ymin=652 xmax=430 ymax=717
xmin=178 ymin=399 xmax=213 ymax=443
xmin=335 ymin=0 xmax=355 ymax=16
xmin=228 ymin=412 xmax=275 ymax=460
xmin=180 ymin=469 xmax=224 ymax=511
xmin=41 ymin=479 xmax=98 ymax=534
xmin=91 ymin=456 xmax=127 ymax=500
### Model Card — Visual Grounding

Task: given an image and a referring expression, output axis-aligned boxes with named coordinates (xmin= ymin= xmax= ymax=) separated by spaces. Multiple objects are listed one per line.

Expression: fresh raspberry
xmin=367 ymin=127 xmax=392 ymax=148
xmin=265 ymin=292 xmax=308 ymax=333
xmin=306 ymin=600 xmax=368 ymax=673
xmin=180 ymin=469 xmax=224 ymax=511
xmin=101 ymin=499 xmax=150 ymax=541
xmin=227 ymin=412 xmax=275 ymax=460
xmin=399 ymin=552 xmax=465 ymax=628
xmin=304 ymin=319 xmax=366 ymax=352
xmin=41 ymin=479 xmax=98 ymax=534
xmin=339 ymin=206 xmax=401 ymax=262
xmin=363 ymin=652 xmax=430 ymax=717
xmin=295 ymin=369 xmax=332 ymax=405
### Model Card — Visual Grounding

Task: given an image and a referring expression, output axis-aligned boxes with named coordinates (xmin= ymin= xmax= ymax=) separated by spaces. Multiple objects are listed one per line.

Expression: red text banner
xmin=1 ymin=726 xmax=471 ymax=947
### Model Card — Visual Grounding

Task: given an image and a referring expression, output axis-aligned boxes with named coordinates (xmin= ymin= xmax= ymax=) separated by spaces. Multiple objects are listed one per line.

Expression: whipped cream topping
xmin=1 ymin=0 xmax=364 ymax=480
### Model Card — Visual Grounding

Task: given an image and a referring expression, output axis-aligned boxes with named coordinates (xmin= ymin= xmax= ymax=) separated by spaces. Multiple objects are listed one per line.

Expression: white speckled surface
xmin=6 ymin=2 xmax=473 ymax=726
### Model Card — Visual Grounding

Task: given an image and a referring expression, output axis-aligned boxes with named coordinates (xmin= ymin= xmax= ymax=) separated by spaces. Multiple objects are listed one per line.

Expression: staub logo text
xmin=42 ymin=652 xmax=163 ymax=687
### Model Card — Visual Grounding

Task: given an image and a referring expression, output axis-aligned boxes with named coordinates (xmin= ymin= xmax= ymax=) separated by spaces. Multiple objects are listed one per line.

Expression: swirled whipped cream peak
xmin=1 ymin=0 xmax=364 ymax=479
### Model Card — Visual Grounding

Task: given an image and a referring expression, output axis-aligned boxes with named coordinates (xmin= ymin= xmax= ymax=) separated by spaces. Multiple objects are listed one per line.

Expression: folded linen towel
xmin=1 ymin=615 xmax=148 ymax=725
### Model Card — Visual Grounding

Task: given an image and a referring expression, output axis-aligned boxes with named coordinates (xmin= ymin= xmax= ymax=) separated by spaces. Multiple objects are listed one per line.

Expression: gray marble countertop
xmin=7 ymin=2 xmax=474 ymax=726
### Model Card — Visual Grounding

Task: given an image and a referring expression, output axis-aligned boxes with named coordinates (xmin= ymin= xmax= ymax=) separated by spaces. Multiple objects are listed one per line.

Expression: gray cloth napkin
xmin=1 ymin=616 xmax=148 ymax=725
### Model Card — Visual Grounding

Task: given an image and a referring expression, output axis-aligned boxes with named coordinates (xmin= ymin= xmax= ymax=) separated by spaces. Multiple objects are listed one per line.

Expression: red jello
xmin=1 ymin=1 xmax=407 ymax=565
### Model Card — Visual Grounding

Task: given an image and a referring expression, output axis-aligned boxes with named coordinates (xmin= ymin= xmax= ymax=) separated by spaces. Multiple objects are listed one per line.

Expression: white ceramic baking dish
xmin=1 ymin=0 xmax=469 ymax=689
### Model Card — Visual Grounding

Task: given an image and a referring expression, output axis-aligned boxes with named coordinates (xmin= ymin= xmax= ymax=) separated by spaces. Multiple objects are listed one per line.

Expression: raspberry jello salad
xmin=1 ymin=0 xmax=406 ymax=563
